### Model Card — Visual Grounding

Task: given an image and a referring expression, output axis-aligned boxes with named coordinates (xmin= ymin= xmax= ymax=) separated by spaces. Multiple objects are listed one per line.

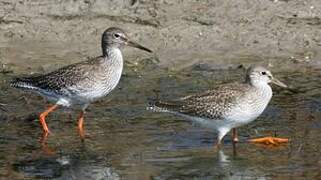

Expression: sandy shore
xmin=0 ymin=0 xmax=321 ymax=70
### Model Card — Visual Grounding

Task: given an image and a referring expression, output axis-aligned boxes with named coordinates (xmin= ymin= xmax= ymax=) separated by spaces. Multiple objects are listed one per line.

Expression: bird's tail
xmin=10 ymin=77 xmax=37 ymax=90
xmin=147 ymin=99 xmax=182 ymax=113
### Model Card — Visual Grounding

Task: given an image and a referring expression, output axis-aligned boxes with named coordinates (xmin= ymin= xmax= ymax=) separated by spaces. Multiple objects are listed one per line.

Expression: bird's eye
xmin=114 ymin=33 xmax=120 ymax=38
xmin=261 ymin=71 xmax=266 ymax=75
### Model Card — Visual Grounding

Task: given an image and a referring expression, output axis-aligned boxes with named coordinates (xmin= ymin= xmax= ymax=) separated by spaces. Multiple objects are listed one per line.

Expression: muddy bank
xmin=1 ymin=0 xmax=321 ymax=70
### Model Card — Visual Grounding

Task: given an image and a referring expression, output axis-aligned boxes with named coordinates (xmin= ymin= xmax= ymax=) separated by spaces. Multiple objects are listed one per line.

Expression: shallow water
xmin=1 ymin=43 xmax=321 ymax=179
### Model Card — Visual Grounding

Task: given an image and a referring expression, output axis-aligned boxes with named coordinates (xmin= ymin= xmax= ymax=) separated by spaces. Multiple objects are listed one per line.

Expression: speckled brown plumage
xmin=11 ymin=56 xmax=119 ymax=101
xmin=154 ymin=83 xmax=252 ymax=120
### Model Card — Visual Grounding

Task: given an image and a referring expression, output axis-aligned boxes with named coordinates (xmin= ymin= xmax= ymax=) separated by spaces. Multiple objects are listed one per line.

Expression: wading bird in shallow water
xmin=148 ymin=65 xmax=289 ymax=148
xmin=11 ymin=27 xmax=152 ymax=138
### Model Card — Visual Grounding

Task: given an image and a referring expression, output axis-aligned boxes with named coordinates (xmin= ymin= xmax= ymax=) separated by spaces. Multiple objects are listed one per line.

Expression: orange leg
xmin=248 ymin=136 xmax=289 ymax=145
xmin=39 ymin=104 xmax=58 ymax=134
xmin=77 ymin=111 xmax=85 ymax=140
xmin=39 ymin=132 xmax=55 ymax=155
xmin=232 ymin=128 xmax=239 ymax=143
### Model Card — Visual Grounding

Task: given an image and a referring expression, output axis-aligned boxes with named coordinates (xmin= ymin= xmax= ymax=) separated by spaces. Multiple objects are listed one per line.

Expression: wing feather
xmin=10 ymin=56 xmax=104 ymax=95
xmin=152 ymin=83 xmax=250 ymax=120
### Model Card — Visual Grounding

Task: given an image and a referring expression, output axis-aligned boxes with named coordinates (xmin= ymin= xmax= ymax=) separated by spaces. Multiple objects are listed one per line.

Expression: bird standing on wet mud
xmin=10 ymin=27 xmax=152 ymax=138
xmin=148 ymin=65 xmax=289 ymax=147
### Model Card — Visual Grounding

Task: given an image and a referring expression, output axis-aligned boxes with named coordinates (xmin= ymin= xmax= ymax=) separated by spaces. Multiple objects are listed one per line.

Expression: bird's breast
xmin=101 ymin=63 xmax=123 ymax=94
xmin=69 ymin=58 xmax=124 ymax=103
xmin=225 ymin=86 xmax=272 ymax=125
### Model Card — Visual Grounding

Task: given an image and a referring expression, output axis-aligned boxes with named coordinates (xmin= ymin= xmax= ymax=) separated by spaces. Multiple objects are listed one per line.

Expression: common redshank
xmin=11 ymin=27 xmax=152 ymax=138
xmin=148 ymin=65 xmax=289 ymax=147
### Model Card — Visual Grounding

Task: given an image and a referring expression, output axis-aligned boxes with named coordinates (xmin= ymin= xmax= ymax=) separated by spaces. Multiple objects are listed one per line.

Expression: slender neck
xmin=102 ymin=42 xmax=109 ymax=57
xmin=102 ymin=45 xmax=121 ymax=58
xmin=245 ymin=78 xmax=272 ymax=97
xmin=100 ymin=46 xmax=123 ymax=67
xmin=250 ymin=80 xmax=272 ymax=98
xmin=102 ymin=42 xmax=120 ymax=57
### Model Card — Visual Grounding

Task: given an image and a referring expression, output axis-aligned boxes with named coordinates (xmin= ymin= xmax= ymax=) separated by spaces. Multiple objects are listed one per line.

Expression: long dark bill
xmin=127 ymin=40 xmax=153 ymax=53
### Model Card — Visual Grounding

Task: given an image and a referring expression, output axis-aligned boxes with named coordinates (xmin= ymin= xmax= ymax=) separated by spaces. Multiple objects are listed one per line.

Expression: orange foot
xmin=248 ymin=137 xmax=289 ymax=145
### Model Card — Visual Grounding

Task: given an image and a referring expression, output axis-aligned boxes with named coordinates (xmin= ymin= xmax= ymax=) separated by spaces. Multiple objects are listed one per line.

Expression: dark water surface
xmin=0 ymin=44 xmax=321 ymax=179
